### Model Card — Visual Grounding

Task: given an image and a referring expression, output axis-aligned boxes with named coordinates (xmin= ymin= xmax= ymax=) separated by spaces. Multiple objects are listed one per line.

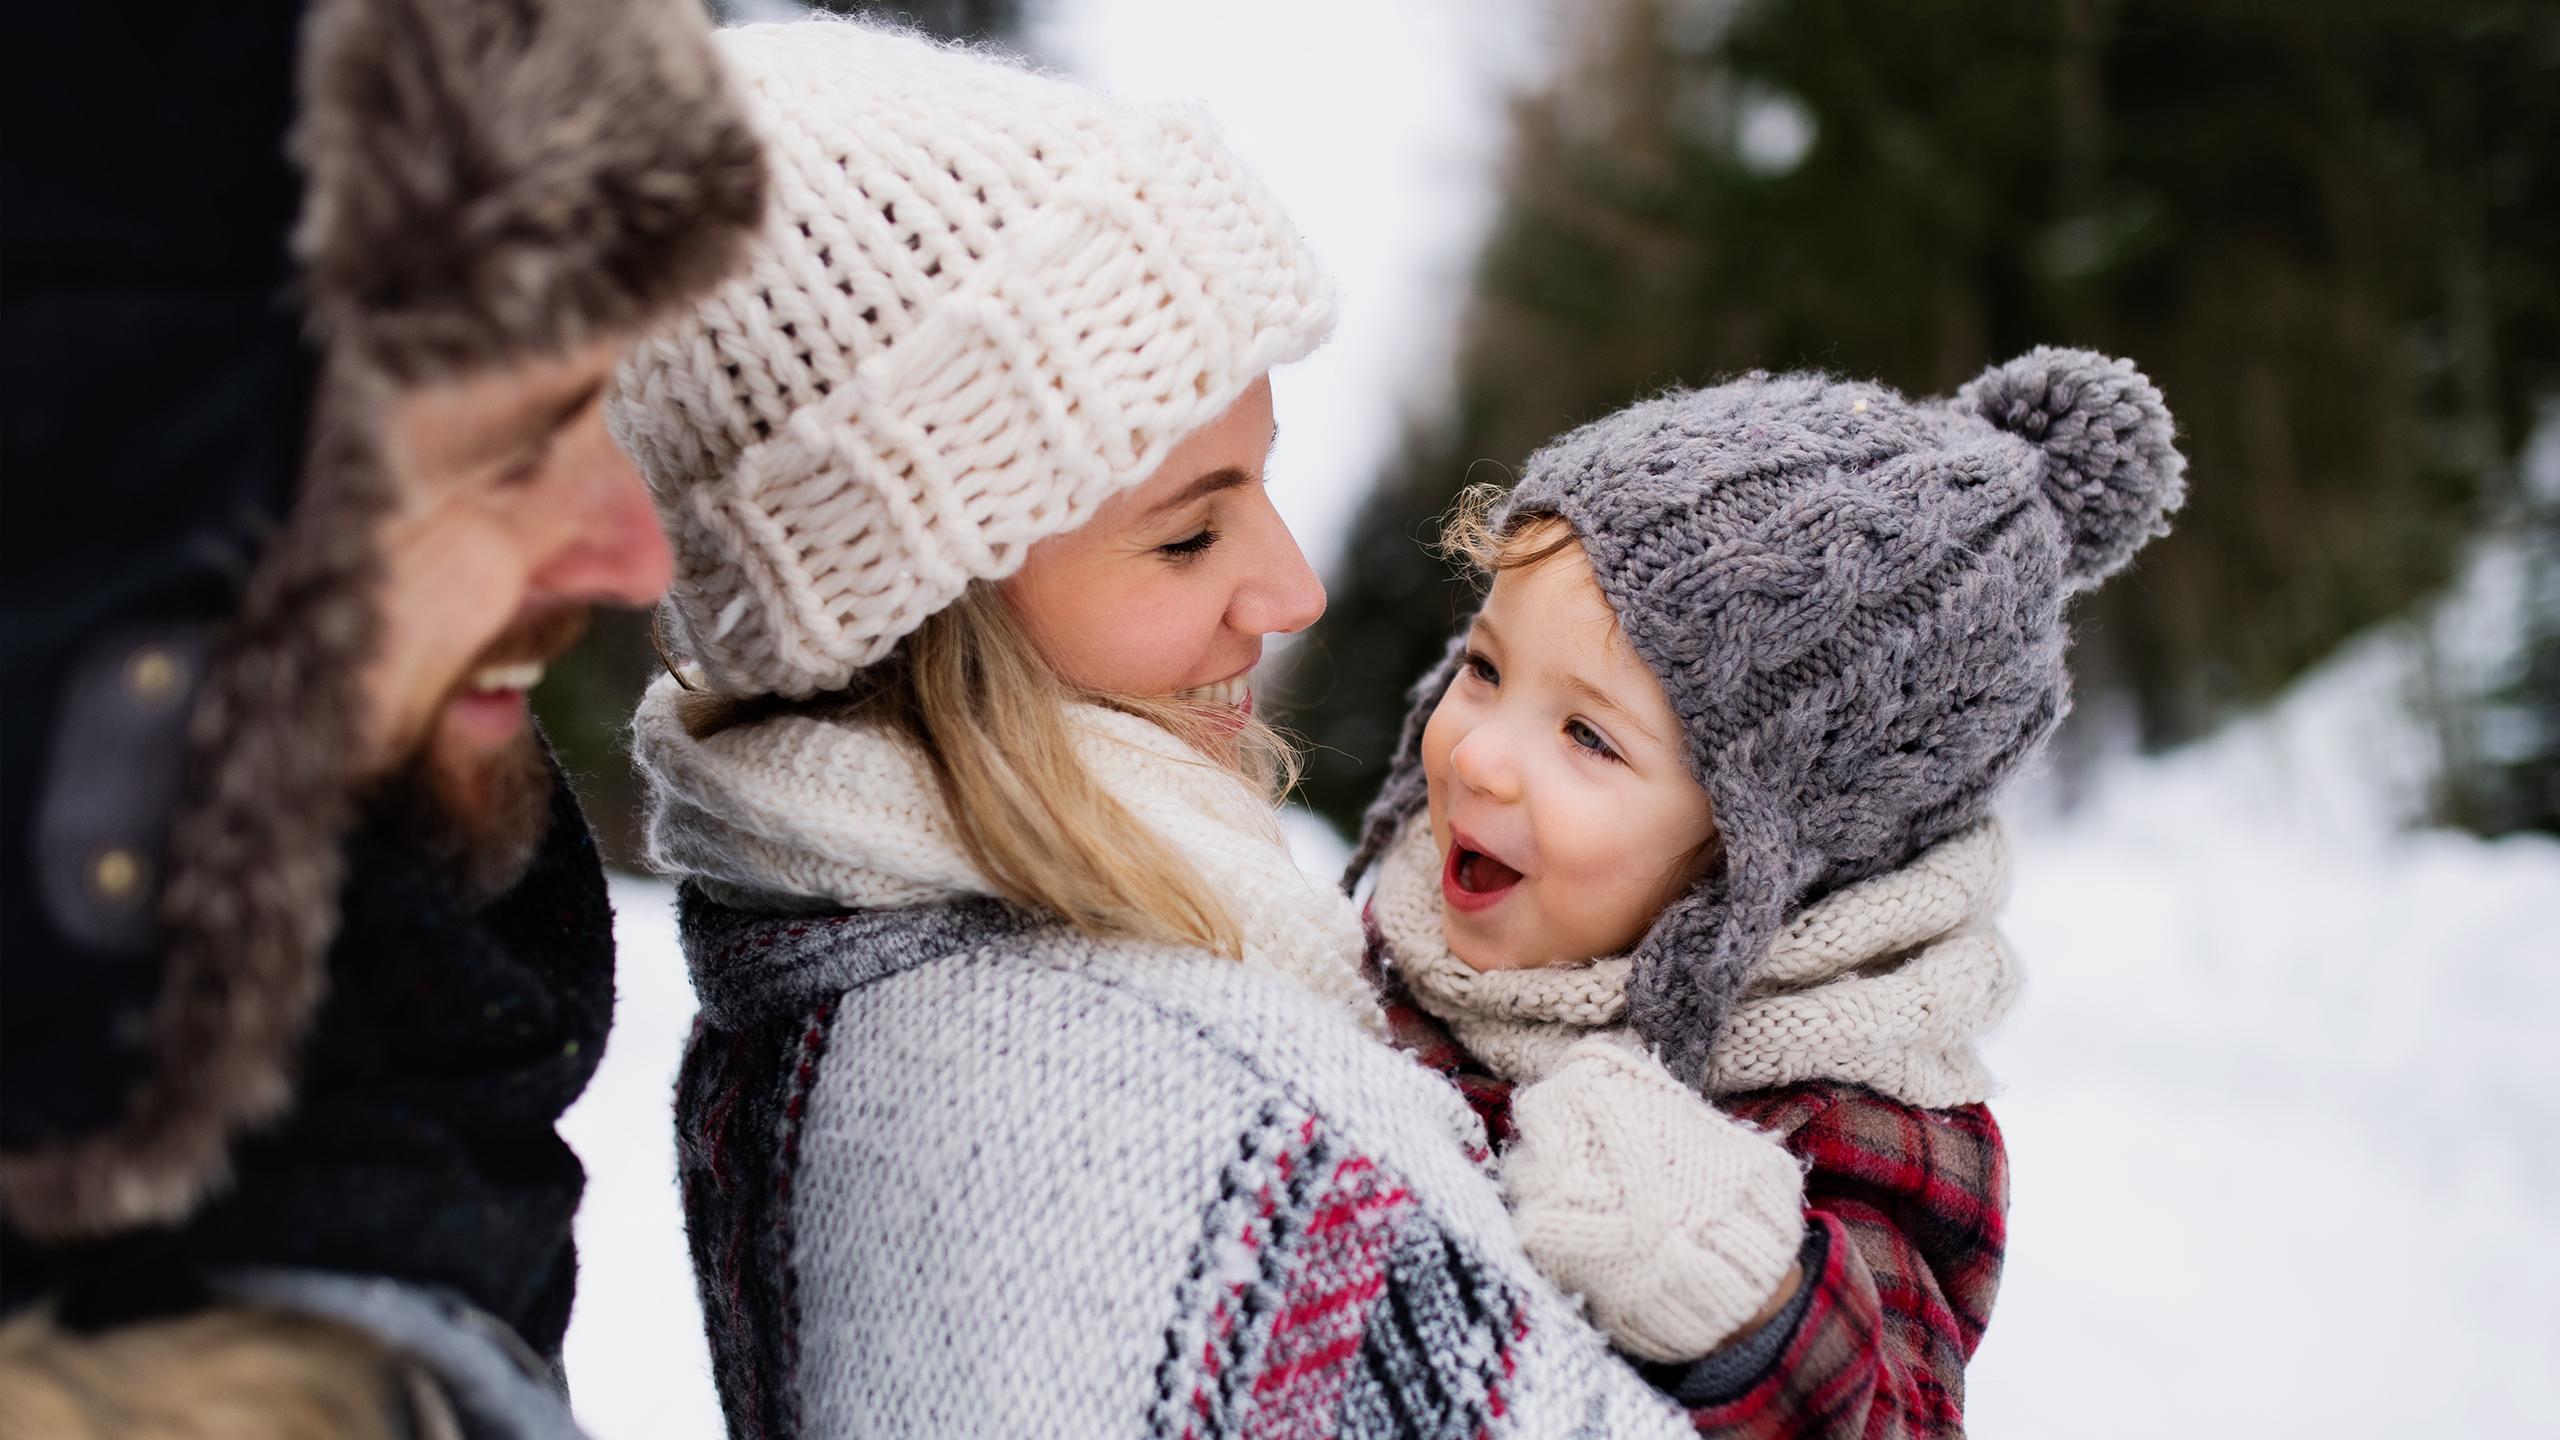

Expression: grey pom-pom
xmin=1958 ymin=347 xmax=2188 ymax=588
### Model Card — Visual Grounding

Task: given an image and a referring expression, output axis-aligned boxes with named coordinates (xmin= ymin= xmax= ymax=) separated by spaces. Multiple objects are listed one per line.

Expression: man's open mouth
xmin=456 ymin=608 xmax=590 ymax=703
xmin=465 ymin=660 xmax=548 ymax=696
xmin=1442 ymin=833 xmax=1524 ymax=912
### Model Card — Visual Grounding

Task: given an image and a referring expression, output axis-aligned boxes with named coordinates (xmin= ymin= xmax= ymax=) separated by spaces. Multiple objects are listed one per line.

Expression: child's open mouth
xmin=1442 ymin=836 xmax=1523 ymax=913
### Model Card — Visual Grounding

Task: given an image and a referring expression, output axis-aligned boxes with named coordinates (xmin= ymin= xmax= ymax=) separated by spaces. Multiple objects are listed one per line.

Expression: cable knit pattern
xmin=1348 ymin=350 xmax=2183 ymax=1089
xmin=1373 ymin=815 xmax=2020 ymax=1108
xmin=1505 ymin=1035 xmax=1808 ymax=1364
xmin=633 ymin=672 xmax=1383 ymax=1037
xmin=609 ymin=20 xmax=1336 ymax=697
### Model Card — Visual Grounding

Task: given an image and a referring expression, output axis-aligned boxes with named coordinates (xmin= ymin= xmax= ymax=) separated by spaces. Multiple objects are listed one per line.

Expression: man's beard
xmin=368 ymin=608 xmax=588 ymax=907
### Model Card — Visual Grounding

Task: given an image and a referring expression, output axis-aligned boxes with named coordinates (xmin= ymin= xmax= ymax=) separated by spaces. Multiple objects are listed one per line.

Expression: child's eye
xmin=1157 ymin=529 xmax=1220 ymax=562
xmin=1461 ymin=650 xmax=1499 ymax=686
xmin=1565 ymin=718 xmax=1621 ymax=762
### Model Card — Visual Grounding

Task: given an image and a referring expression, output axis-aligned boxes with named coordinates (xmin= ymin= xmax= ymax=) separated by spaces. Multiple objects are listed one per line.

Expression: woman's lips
xmin=1185 ymin=671 xmax=1255 ymax=713
xmin=1442 ymin=833 xmax=1524 ymax=913
xmin=1180 ymin=670 xmax=1257 ymax=738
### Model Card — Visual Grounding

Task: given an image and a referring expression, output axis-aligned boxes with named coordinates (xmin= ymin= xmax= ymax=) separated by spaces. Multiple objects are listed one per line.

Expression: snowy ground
xmin=1971 ymin=696 xmax=2560 ymax=1429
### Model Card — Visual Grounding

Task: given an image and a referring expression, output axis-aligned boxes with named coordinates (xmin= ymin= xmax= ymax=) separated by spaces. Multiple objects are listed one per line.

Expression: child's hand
xmin=1505 ymin=1033 xmax=1807 ymax=1363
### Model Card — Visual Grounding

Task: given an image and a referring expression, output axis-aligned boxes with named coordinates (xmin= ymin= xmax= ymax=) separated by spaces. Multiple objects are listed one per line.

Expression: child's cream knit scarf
xmin=1370 ymin=814 xmax=2021 ymax=1107
xmin=632 ymin=674 xmax=1384 ymax=1035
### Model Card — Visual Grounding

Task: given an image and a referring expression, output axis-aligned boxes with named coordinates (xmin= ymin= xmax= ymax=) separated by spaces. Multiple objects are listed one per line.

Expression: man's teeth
xmin=469 ymin=661 xmax=546 ymax=694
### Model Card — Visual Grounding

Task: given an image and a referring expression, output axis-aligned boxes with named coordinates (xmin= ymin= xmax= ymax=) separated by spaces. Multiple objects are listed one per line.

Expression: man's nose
xmin=1227 ymin=495 xmax=1327 ymax=638
xmin=532 ymin=412 xmax=675 ymax=610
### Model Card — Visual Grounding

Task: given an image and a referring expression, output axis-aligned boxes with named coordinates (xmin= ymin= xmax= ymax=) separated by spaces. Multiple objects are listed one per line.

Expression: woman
xmin=616 ymin=22 xmax=1710 ymax=1438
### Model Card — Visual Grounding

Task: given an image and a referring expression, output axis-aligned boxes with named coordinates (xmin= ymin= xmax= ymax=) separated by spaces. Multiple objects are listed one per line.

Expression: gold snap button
xmin=128 ymin=649 xmax=182 ymax=700
xmin=92 ymin=848 xmax=145 ymax=902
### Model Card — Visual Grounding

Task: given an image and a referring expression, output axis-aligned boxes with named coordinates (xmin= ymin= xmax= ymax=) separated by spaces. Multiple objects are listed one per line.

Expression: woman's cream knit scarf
xmin=1370 ymin=815 xmax=2021 ymax=1107
xmin=631 ymin=674 xmax=1384 ymax=1035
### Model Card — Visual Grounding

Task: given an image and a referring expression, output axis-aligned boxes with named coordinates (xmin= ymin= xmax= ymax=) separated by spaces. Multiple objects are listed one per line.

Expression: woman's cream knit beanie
xmin=609 ymin=20 xmax=1337 ymax=698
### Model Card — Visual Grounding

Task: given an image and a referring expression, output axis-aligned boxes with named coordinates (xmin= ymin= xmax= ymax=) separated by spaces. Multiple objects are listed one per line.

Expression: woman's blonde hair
xmin=673 ymin=583 xmax=1300 ymax=960
xmin=0 ymin=1306 xmax=452 ymax=1440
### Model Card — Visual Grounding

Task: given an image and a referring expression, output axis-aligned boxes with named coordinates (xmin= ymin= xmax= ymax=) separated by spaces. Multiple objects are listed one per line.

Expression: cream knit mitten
xmin=1505 ymin=1034 xmax=1808 ymax=1364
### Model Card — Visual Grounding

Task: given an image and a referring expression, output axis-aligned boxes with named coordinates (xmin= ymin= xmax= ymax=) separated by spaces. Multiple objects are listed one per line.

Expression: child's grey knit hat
xmin=1347 ymin=347 xmax=2188 ymax=1090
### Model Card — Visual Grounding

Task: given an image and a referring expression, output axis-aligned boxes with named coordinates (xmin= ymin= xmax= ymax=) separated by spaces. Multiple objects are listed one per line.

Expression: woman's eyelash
xmin=1158 ymin=529 xmax=1220 ymax=560
xmin=496 ymin=444 xmax=552 ymax=489
xmin=1565 ymin=718 xmax=1622 ymax=762
xmin=1462 ymin=650 xmax=1498 ymax=685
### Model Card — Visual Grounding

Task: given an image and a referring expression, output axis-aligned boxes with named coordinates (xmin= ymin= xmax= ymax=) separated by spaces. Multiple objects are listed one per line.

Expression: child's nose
xmin=1448 ymin=725 xmax=1521 ymax=802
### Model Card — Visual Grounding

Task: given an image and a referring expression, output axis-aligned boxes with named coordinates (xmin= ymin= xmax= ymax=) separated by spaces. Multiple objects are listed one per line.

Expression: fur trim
xmin=0 ymin=369 xmax=388 ymax=1238
xmin=294 ymin=0 xmax=769 ymax=382
xmin=0 ymin=0 xmax=766 ymax=1238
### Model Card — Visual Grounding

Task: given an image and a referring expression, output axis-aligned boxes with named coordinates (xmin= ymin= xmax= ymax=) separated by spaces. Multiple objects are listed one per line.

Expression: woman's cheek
xmin=1108 ymin=594 xmax=1222 ymax=694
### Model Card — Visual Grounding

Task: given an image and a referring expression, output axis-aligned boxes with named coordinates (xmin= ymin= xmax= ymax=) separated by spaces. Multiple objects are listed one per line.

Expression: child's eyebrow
xmin=1562 ymin=671 xmax=1666 ymax=746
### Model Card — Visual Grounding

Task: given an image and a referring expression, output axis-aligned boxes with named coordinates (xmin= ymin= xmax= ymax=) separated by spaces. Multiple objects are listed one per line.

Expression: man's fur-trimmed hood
xmin=295 ymin=0 xmax=768 ymax=384
xmin=0 ymin=0 xmax=765 ymax=1241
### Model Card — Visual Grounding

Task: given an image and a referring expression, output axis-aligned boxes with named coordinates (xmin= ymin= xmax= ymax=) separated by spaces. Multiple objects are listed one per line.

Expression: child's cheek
xmin=1547 ymin=784 xmax=1662 ymax=960
xmin=1418 ymin=696 xmax=1460 ymax=841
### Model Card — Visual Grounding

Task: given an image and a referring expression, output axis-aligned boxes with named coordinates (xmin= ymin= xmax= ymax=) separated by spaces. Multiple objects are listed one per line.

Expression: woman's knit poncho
xmin=636 ymin=681 xmax=1713 ymax=1439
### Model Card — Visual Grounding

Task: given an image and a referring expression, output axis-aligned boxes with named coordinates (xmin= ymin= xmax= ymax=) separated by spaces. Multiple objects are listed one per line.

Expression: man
xmin=1 ymin=0 xmax=765 ymax=1430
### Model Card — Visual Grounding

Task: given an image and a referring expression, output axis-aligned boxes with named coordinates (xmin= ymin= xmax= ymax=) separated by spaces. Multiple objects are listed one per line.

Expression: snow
xmin=1966 ymin=544 xmax=2560 ymax=1437
xmin=558 ymin=881 xmax=724 ymax=1440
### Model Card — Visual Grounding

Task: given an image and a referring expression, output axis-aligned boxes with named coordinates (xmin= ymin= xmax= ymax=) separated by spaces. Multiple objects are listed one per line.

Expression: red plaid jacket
xmin=1370 ymin=950 xmax=2009 ymax=1439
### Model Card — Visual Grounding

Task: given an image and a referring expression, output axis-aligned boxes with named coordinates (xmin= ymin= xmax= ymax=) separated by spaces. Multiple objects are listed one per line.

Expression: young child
xmin=1346 ymin=348 xmax=2187 ymax=1435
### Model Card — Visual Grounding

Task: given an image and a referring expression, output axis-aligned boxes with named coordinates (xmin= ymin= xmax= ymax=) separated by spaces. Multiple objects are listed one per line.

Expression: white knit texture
xmin=632 ymin=673 xmax=1384 ymax=1036
xmin=1374 ymin=815 xmax=2023 ymax=1107
xmin=608 ymin=20 xmax=1337 ymax=697
xmin=635 ymin=685 xmax=1711 ymax=1433
xmin=1506 ymin=1035 xmax=1809 ymax=1363
xmin=783 ymin=930 xmax=1704 ymax=1437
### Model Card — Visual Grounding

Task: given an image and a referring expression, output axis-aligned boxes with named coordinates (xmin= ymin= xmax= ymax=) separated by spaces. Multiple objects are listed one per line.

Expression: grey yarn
xmin=678 ymin=890 xmax=1040 ymax=1027
xmin=1346 ymin=347 xmax=2187 ymax=1090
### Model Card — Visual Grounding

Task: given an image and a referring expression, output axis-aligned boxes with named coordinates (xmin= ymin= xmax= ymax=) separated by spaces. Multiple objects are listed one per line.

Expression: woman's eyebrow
xmin=1141 ymin=466 xmax=1253 ymax=520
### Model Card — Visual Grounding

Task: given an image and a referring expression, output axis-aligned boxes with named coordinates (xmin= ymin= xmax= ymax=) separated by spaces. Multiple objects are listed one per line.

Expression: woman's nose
xmin=1227 ymin=495 xmax=1326 ymax=638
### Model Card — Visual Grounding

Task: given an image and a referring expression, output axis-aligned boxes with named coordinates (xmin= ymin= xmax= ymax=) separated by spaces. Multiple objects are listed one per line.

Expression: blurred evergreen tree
xmin=1282 ymin=0 xmax=2560 ymax=838
xmin=2441 ymin=408 xmax=2560 ymax=837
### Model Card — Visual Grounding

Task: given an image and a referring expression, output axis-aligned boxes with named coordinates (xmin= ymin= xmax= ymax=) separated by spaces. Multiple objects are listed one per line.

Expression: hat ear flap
xmin=1623 ymin=768 xmax=1810 ymax=1091
xmin=1956 ymin=346 xmax=2188 ymax=590
xmin=1342 ymin=625 xmax=1473 ymax=893
xmin=1624 ymin=853 xmax=1790 ymax=1093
